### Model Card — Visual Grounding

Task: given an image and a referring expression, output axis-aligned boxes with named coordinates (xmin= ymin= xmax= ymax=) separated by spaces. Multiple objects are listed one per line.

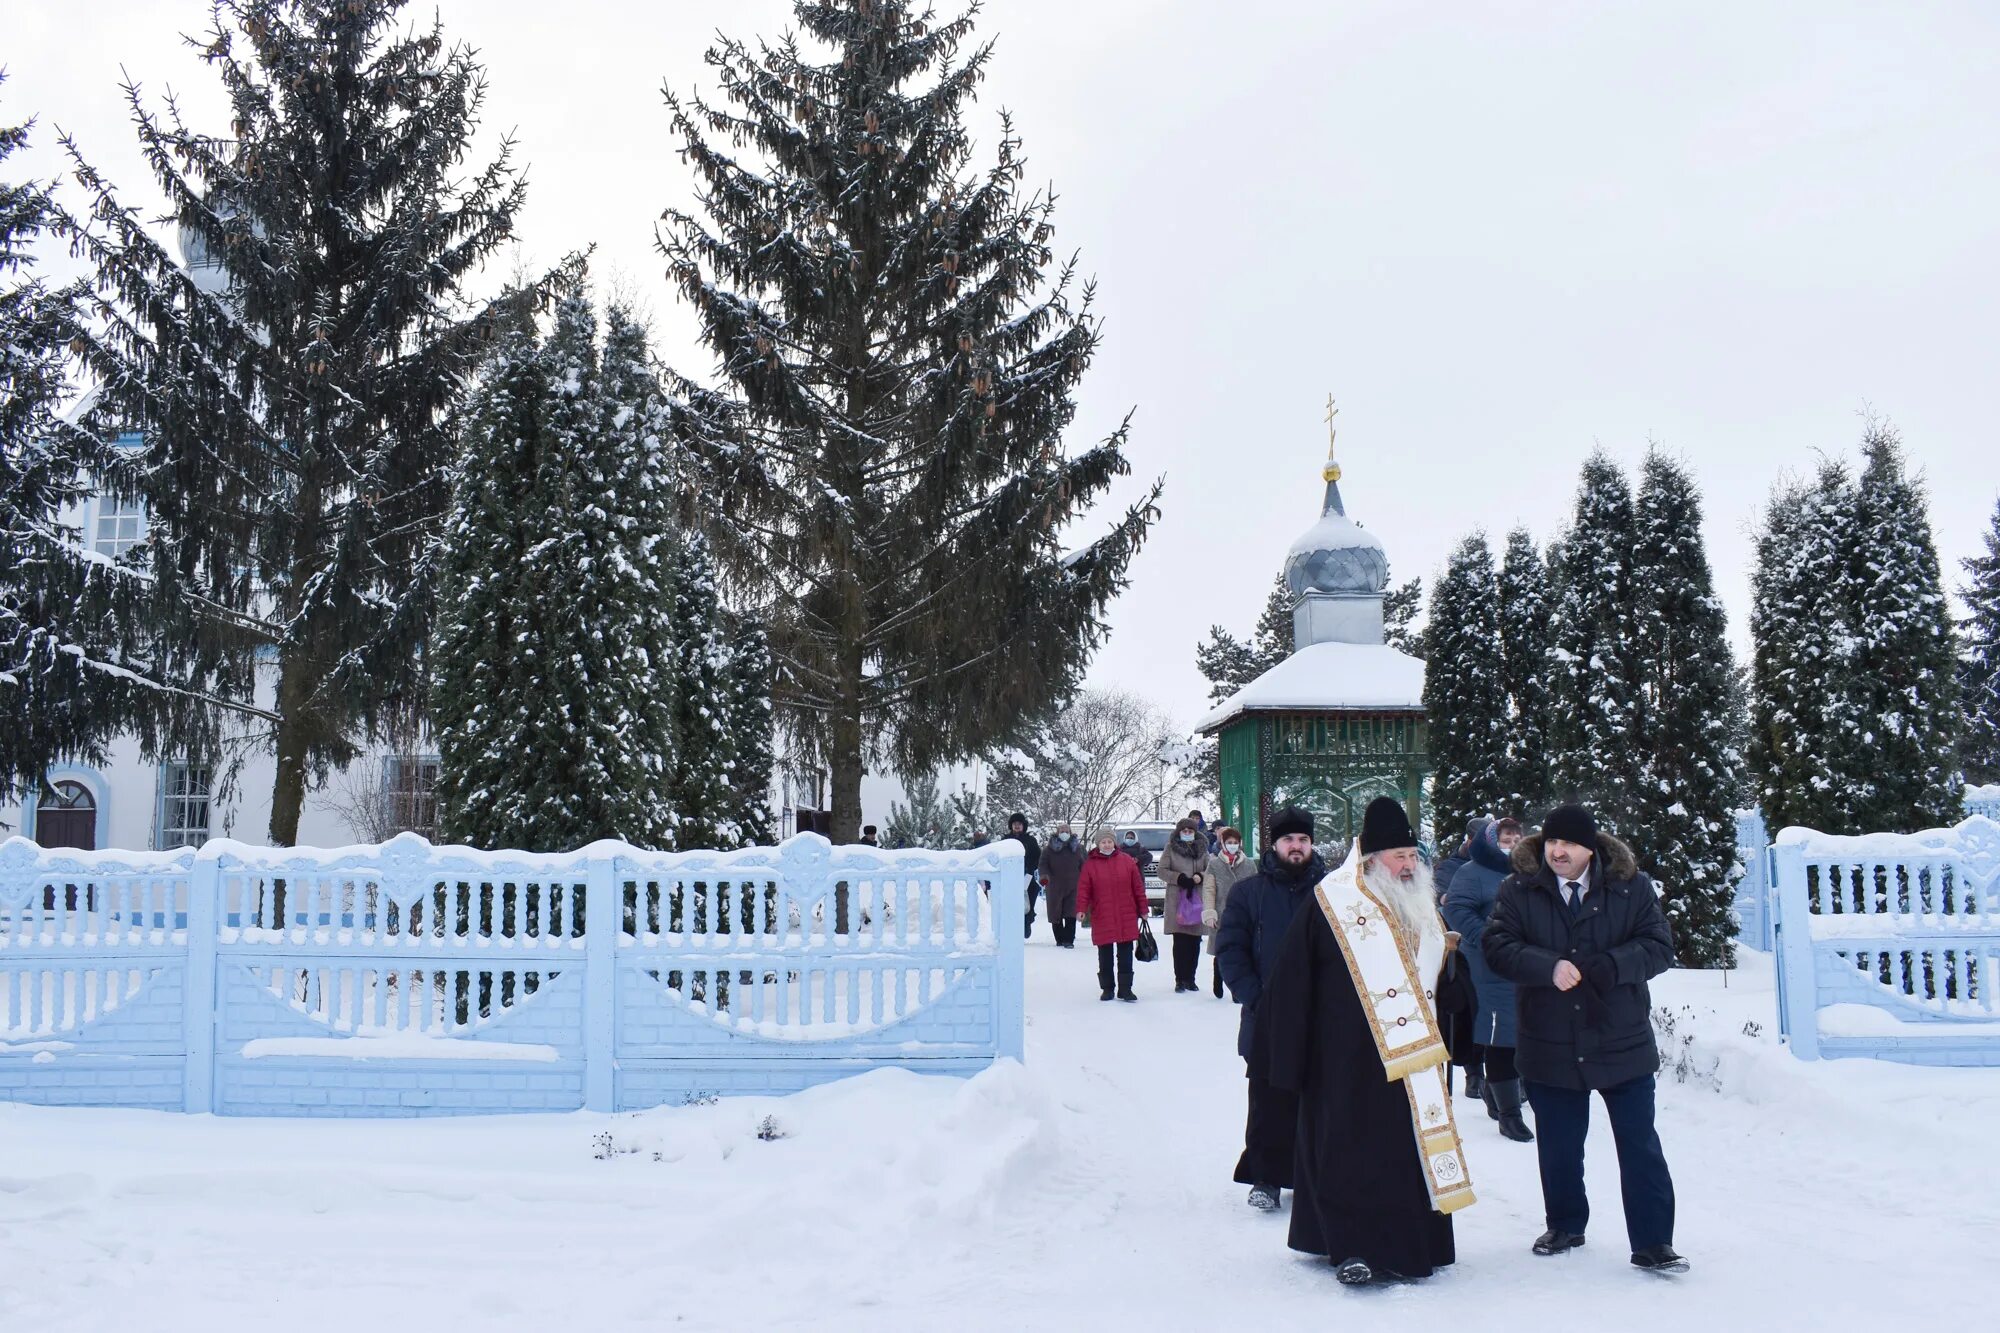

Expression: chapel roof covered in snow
xmin=1195 ymin=640 xmax=1426 ymax=732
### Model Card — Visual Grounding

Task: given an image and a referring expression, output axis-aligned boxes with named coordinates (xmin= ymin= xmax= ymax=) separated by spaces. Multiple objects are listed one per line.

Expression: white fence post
xmin=995 ymin=845 xmax=1026 ymax=1062
xmin=583 ymin=852 xmax=618 ymax=1111
xmin=1771 ymin=840 xmax=1819 ymax=1060
xmin=182 ymin=847 xmax=221 ymax=1112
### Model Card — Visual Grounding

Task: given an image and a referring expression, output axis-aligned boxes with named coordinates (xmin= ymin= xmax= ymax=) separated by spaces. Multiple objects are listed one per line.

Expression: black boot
xmin=1489 ymin=1079 xmax=1535 ymax=1143
xmin=1463 ymin=1069 xmax=1486 ymax=1101
xmin=1481 ymin=1080 xmax=1501 ymax=1122
xmin=1533 ymin=1229 xmax=1585 ymax=1256
xmin=1100 ymin=985 xmax=1115 ymax=1001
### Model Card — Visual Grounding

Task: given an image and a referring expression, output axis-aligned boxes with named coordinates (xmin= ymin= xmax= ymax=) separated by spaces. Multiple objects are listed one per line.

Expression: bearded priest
xmin=1260 ymin=796 xmax=1476 ymax=1286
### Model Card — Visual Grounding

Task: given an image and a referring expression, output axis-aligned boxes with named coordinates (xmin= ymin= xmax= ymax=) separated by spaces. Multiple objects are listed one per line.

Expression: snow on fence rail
xmin=0 ymin=832 xmax=1025 ymax=1115
xmin=1771 ymin=815 xmax=2000 ymax=1067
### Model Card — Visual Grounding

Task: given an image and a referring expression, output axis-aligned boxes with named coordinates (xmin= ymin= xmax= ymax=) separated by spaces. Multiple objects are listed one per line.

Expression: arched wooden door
xmin=35 ymin=780 xmax=98 ymax=850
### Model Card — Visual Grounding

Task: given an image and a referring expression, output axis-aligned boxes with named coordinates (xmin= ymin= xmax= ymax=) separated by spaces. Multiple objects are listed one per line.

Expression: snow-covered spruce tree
xmin=1 ymin=79 xmax=193 ymax=808
xmin=659 ymin=0 xmax=1157 ymax=843
xmin=1632 ymin=450 xmax=1742 ymax=966
xmin=432 ymin=296 xmax=681 ymax=852
xmin=1848 ymin=426 xmax=1961 ymax=831
xmin=1961 ymin=496 xmax=2000 ymax=785
xmin=1497 ymin=527 xmax=1553 ymax=817
xmin=1748 ymin=463 xmax=1872 ymax=834
xmin=1384 ymin=576 xmax=1424 ymax=657
xmin=1546 ymin=451 xmax=1647 ymax=835
xmin=60 ymin=0 xmax=561 ymax=845
xmin=1421 ymin=534 xmax=1508 ymax=843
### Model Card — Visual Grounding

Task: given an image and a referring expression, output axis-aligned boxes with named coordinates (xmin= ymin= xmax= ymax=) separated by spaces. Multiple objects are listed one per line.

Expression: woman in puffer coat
xmin=1203 ymin=826 xmax=1258 ymax=998
xmin=1157 ymin=816 xmax=1213 ymax=993
xmin=1442 ymin=817 xmax=1533 ymax=1142
xmin=1076 ymin=826 xmax=1149 ymax=1002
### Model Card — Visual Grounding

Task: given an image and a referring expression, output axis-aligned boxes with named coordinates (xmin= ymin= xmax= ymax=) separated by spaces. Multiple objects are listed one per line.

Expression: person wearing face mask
xmin=1039 ymin=821 xmax=1085 ymax=948
xmin=1158 ymin=816 xmax=1213 ymax=992
xmin=1006 ymin=813 xmax=1042 ymax=940
xmin=1204 ymin=826 xmax=1256 ymax=998
xmin=1119 ymin=829 xmax=1154 ymax=879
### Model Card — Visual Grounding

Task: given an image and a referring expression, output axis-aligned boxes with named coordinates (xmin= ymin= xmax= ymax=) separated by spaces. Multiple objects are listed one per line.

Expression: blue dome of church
xmin=1283 ymin=467 xmax=1388 ymax=599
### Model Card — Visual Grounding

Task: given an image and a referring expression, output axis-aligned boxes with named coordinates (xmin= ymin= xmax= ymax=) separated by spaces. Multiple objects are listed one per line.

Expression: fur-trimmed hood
xmin=1511 ymin=830 xmax=1639 ymax=883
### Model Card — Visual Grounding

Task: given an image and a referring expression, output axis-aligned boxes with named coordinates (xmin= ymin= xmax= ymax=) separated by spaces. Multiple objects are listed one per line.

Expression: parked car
xmin=1116 ymin=821 xmax=1179 ymax=915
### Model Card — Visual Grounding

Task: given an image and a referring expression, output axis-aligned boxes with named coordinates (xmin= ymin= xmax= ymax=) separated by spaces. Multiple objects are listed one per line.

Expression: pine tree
xmin=1497 ymin=527 xmax=1553 ymax=817
xmin=1848 ymin=426 xmax=1961 ymax=831
xmin=1191 ymin=573 xmax=1292 ymax=797
xmin=1546 ymin=451 xmax=1647 ymax=833
xmin=433 ymin=295 xmax=681 ymax=852
xmin=1422 ymin=536 xmax=1509 ymax=843
xmin=1961 ymin=496 xmax=2000 ymax=786
xmin=1 ymin=78 xmax=187 ymax=809
xmin=658 ymin=0 xmax=1157 ymax=843
xmin=1631 ymin=450 xmax=1741 ymax=966
xmin=60 ymin=0 xmax=562 ymax=844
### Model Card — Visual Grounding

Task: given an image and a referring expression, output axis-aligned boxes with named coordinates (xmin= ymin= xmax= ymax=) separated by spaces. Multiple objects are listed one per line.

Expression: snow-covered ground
xmin=5 ymin=944 xmax=1998 ymax=1331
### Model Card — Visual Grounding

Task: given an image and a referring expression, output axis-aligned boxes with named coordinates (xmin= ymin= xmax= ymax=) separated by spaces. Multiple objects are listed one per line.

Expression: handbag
xmin=1175 ymin=886 xmax=1205 ymax=929
xmin=1134 ymin=918 xmax=1159 ymax=963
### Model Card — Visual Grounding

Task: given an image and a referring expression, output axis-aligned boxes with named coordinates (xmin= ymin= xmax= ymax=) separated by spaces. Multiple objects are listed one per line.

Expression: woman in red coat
xmin=1076 ymin=826 xmax=1150 ymax=1002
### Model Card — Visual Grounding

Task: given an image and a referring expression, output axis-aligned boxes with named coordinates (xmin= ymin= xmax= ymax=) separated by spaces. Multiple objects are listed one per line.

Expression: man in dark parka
xmin=1213 ymin=806 xmax=1327 ymax=1211
xmin=1482 ymin=803 xmax=1687 ymax=1273
xmin=1007 ymin=812 xmax=1042 ymax=940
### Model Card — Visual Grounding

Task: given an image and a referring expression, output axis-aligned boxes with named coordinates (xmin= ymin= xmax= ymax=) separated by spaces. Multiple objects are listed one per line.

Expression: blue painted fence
xmin=1732 ymin=809 xmax=1773 ymax=952
xmin=0 ymin=833 xmax=1025 ymax=1115
xmin=1771 ymin=815 xmax=2000 ymax=1067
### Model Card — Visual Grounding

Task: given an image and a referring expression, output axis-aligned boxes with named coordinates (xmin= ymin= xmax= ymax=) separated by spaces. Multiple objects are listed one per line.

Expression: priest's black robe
xmin=1262 ymin=898 xmax=1456 ymax=1278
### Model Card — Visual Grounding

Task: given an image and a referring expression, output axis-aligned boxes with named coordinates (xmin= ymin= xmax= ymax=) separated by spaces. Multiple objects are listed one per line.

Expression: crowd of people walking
xmin=982 ymin=791 xmax=1685 ymax=1291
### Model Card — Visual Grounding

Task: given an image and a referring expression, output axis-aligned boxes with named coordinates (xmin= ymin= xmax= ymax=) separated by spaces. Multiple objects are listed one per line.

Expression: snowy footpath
xmin=5 ymin=945 xmax=1998 ymax=1331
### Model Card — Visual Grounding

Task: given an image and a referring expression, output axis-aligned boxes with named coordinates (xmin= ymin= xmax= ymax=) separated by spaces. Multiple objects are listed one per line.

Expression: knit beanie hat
xmin=1358 ymin=796 xmax=1418 ymax=855
xmin=1268 ymin=806 xmax=1315 ymax=841
xmin=1092 ymin=826 xmax=1117 ymax=847
xmin=1542 ymin=804 xmax=1600 ymax=848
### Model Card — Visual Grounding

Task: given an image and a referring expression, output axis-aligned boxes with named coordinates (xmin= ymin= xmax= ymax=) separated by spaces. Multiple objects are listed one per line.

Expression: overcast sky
xmin=11 ymin=0 xmax=1999 ymax=738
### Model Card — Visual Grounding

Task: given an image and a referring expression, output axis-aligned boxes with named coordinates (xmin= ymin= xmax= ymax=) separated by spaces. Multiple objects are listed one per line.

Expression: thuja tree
xmin=658 ymin=0 xmax=1157 ymax=842
xmin=1632 ymin=450 xmax=1741 ymax=965
xmin=61 ymin=0 xmax=560 ymax=844
xmin=1962 ymin=496 xmax=2000 ymax=786
xmin=1497 ymin=527 xmax=1553 ymax=817
xmin=1422 ymin=534 xmax=1508 ymax=843
xmin=1546 ymin=451 xmax=1648 ymax=833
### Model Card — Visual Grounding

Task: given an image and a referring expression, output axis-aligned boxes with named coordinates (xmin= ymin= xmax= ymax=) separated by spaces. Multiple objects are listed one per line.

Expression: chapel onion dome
xmin=1282 ymin=456 xmax=1388 ymax=599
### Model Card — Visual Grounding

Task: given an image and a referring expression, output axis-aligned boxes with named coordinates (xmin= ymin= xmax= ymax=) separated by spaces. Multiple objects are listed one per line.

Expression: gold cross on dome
xmin=1322 ymin=394 xmax=1342 ymax=482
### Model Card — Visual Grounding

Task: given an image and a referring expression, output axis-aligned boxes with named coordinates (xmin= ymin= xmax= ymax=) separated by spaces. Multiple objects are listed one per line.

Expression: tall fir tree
xmin=2 ymin=77 xmax=197 ymax=808
xmin=1191 ymin=573 xmax=1292 ymax=798
xmin=433 ymin=296 xmax=682 ymax=852
xmin=663 ymin=530 xmax=741 ymax=849
xmin=60 ymin=0 xmax=561 ymax=844
xmin=1546 ymin=451 xmax=1648 ymax=834
xmin=1497 ymin=526 xmax=1553 ymax=817
xmin=721 ymin=615 xmax=778 ymax=845
xmin=1632 ymin=450 xmax=1742 ymax=966
xmin=658 ymin=0 xmax=1157 ymax=842
xmin=1422 ymin=535 xmax=1509 ymax=843
xmin=1384 ymin=576 xmax=1424 ymax=657
xmin=1961 ymin=496 xmax=2000 ymax=786
xmin=1847 ymin=426 xmax=1961 ymax=830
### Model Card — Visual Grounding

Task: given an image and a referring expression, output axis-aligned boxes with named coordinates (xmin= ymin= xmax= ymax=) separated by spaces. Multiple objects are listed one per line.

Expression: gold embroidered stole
xmin=1314 ymin=852 xmax=1477 ymax=1216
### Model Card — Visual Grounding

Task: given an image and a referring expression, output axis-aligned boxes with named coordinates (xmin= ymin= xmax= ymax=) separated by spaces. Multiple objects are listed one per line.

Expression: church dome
xmin=1283 ymin=466 xmax=1388 ymax=599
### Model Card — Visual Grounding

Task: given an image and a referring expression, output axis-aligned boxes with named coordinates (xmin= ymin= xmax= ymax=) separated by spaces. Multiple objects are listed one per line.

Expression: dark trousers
xmin=1050 ymin=893 xmax=1077 ymax=946
xmin=1171 ymin=932 xmax=1202 ymax=987
xmin=1472 ymin=1044 xmax=1518 ymax=1081
xmin=1097 ymin=940 xmax=1134 ymax=992
xmin=1211 ymin=956 xmax=1223 ymax=997
xmin=1024 ymin=880 xmax=1041 ymax=938
xmin=1232 ymin=1070 xmax=1298 ymax=1189
xmin=1525 ymin=1074 xmax=1675 ymax=1251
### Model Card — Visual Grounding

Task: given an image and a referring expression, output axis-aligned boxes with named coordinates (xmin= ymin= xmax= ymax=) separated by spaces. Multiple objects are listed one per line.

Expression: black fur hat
xmin=1359 ymin=796 xmax=1417 ymax=855
xmin=1268 ymin=806 xmax=1315 ymax=841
